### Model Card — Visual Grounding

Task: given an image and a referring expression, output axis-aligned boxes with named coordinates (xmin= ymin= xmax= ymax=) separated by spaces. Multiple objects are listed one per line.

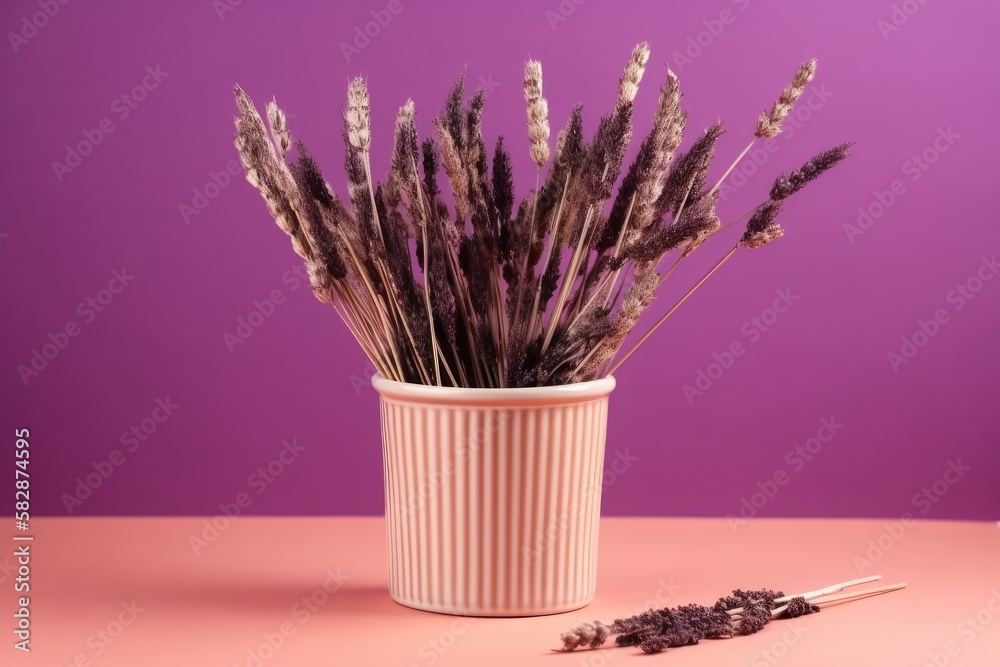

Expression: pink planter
xmin=372 ymin=375 xmax=616 ymax=616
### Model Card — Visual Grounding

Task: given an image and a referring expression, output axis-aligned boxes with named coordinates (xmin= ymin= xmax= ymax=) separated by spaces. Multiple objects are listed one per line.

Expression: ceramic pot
xmin=372 ymin=375 xmax=616 ymax=616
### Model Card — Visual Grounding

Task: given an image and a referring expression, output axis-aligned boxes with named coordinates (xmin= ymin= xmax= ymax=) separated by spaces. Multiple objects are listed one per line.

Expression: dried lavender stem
xmin=727 ymin=576 xmax=884 ymax=617
xmin=371 ymin=298 xmax=406 ymax=380
xmin=773 ymin=575 xmax=882 ymax=606
xmin=806 ymin=583 xmax=907 ymax=607
xmin=510 ymin=170 xmax=541 ymax=337
xmin=362 ymin=151 xmax=432 ymax=385
xmin=569 ymin=253 xmax=592 ymax=318
xmin=654 ymin=175 xmax=747 ymax=293
xmin=489 ymin=272 xmax=507 ymax=386
xmin=541 ymin=206 xmax=595 ymax=355
xmin=648 ymin=190 xmax=722 ymax=295
xmin=656 ymin=252 xmax=685 ymax=287
xmin=437 ymin=346 xmax=459 ymax=387
xmin=340 ymin=286 xmax=399 ymax=380
xmin=331 ymin=290 xmax=387 ymax=377
xmin=363 ymin=158 xmax=387 ymax=246
xmin=332 ymin=224 xmax=407 ymax=380
xmin=421 ymin=221 xmax=441 ymax=386
xmin=362 ymin=291 xmax=405 ymax=380
xmin=567 ymin=337 xmax=606 ymax=379
xmin=337 ymin=322 xmax=387 ymax=379
xmin=607 ymin=244 xmax=739 ymax=375
xmin=652 ymin=205 xmax=757 ymax=299
xmin=605 ymin=269 xmax=629 ymax=327
xmin=336 ymin=282 xmax=380 ymax=347
xmin=541 ymin=340 xmax=588 ymax=384
xmin=762 ymin=582 xmax=907 ymax=621
xmin=435 ymin=222 xmax=487 ymax=387
xmin=412 ymin=170 xmax=458 ymax=387
xmin=418 ymin=246 xmax=446 ymax=384
xmin=719 ymin=203 xmax=763 ymax=233
xmin=574 ymin=175 xmax=636 ymax=317
xmin=341 ymin=296 xmax=395 ymax=380
xmin=599 ymin=192 xmax=637 ymax=310
xmin=434 ymin=221 xmax=490 ymax=386
xmin=483 ymin=245 xmax=506 ymax=385
xmin=653 ymin=178 xmax=697 ymax=287
xmin=337 ymin=246 xmax=406 ymax=381
xmin=554 ymin=576 xmax=901 ymax=653
xmin=384 ymin=269 xmax=434 ymax=385
xmin=556 ymin=207 xmax=599 ymax=332
xmin=526 ymin=172 xmax=572 ymax=340
xmin=568 ymin=268 xmax=615 ymax=335
xmin=708 ymin=138 xmax=755 ymax=196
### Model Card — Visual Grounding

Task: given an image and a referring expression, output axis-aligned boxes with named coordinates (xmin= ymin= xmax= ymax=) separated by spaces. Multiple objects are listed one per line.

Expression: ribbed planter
xmin=372 ymin=375 xmax=616 ymax=617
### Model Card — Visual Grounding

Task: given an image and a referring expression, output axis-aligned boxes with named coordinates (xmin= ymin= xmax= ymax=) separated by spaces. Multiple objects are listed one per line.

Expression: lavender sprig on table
xmin=233 ymin=46 xmax=850 ymax=387
xmin=557 ymin=576 xmax=905 ymax=655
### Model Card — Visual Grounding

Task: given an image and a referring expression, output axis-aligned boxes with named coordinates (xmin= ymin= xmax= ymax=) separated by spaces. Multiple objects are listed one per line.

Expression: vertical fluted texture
xmin=379 ymin=394 xmax=611 ymax=616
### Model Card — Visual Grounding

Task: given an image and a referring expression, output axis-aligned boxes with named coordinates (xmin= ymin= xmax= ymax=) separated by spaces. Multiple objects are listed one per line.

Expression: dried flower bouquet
xmin=233 ymin=42 xmax=850 ymax=387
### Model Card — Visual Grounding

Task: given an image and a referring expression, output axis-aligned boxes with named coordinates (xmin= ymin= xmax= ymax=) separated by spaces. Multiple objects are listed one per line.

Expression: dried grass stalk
xmin=524 ymin=60 xmax=550 ymax=169
xmin=755 ymin=59 xmax=817 ymax=139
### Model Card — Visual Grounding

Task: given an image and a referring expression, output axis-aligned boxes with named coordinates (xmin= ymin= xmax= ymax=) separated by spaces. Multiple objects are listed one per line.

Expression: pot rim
xmin=370 ymin=374 xmax=616 ymax=407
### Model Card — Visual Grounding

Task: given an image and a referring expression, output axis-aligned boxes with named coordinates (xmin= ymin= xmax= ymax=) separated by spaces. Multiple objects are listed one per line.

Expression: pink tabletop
xmin=11 ymin=517 xmax=1000 ymax=666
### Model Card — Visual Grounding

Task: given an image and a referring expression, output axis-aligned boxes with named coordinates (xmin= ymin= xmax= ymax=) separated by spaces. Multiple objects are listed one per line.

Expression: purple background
xmin=4 ymin=0 xmax=998 ymax=519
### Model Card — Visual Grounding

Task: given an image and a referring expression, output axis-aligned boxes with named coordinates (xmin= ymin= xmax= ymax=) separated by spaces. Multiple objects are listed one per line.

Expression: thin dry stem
xmin=608 ymin=244 xmax=739 ymax=375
